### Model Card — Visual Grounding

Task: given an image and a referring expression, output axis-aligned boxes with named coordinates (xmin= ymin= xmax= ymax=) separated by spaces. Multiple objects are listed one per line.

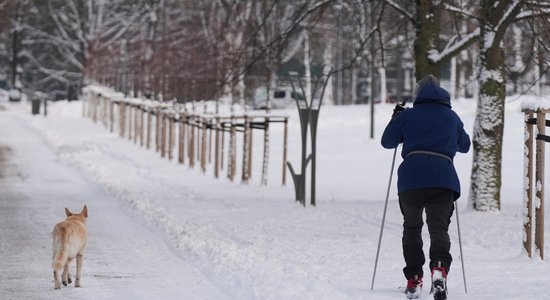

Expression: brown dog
xmin=52 ymin=205 xmax=88 ymax=289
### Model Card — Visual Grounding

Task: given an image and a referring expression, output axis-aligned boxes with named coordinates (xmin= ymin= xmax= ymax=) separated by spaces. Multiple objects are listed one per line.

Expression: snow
xmin=479 ymin=68 xmax=503 ymax=84
xmin=428 ymin=28 xmax=480 ymax=64
xmin=1 ymin=94 xmax=550 ymax=299
xmin=9 ymin=88 xmax=21 ymax=100
xmin=521 ymin=98 xmax=550 ymax=112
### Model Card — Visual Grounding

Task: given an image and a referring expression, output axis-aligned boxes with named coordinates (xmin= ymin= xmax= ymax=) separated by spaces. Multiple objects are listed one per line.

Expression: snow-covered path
xmin=0 ymin=111 xmax=228 ymax=300
xmin=1 ymin=99 xmax=550 ymax=299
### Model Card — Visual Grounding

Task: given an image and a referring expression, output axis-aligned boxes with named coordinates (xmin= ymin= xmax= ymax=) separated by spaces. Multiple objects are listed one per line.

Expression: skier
xmin=381 ymin=74 xmax=471 ymax=300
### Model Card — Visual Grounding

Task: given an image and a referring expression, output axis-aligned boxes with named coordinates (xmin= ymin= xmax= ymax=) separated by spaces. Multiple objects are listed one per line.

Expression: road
xmin=0 ymin=111 xmax=228 ymax=300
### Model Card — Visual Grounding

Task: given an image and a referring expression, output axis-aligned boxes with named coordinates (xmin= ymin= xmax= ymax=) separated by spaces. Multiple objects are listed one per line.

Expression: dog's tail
xmin=52 ymin=231 xmax=66 ymax=271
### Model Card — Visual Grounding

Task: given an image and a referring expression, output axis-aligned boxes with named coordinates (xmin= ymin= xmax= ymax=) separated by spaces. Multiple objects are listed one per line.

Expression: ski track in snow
xmin=1 ymin=99 xmax=550 ymax=299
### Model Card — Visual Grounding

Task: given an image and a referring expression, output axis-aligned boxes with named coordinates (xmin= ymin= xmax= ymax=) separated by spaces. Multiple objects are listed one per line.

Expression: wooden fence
xmin=82 ymin=87 xmax=289 ymax=185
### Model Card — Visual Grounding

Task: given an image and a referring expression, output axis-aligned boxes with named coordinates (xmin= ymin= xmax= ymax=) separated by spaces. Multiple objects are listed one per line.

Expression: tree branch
xmin=383 ymin=0 xmax=415 ymax=24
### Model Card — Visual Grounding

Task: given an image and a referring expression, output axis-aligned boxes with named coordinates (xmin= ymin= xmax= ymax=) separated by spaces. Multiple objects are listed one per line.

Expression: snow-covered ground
xmin=1 ymin=95 xmax=549 ymax=300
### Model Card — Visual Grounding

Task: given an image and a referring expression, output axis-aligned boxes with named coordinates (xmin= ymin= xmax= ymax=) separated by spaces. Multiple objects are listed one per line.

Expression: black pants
xmin=398 ymin=187 xmax=454 ymax=279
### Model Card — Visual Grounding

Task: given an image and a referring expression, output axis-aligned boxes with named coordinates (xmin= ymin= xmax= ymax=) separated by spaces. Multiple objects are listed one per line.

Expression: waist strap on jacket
xmin=406 ymin=150 xmax=452 ymax=163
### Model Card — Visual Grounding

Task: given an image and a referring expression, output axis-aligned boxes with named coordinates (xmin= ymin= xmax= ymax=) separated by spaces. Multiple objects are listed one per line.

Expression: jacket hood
xmin=414 ymin=75 xmax=451 ymax=108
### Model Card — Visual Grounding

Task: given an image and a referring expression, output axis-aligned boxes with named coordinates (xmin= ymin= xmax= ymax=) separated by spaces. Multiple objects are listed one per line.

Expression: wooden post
xmin=90 ymin=92 xmax=94 ymax=118
xmin=178 ymin=116 xmax=185 ymax=164
xmin=110 ymin=101 xmax=114 ymax=133
xmin=168 ymin=115 xmax=174 ymax=160
xmin=139 ymin=107 xmax=145 ymax=147
xmin=189 ymin=116 xmax=195 ymax=168
xmin=128 ymin=104 xmax=133 ymax=141
xmin=93 ymin=95 xmax=98 ymax=123
xmin=157 ymin=110 xmax=162 ymax=153
xmin=535 ymin=112 xmax=545 ymax=260
xmin=146 ymin=110 xmax=152 ymax=149
xmin=96 ymin=95 xmax=100 ymax=123
xmin=100 ymin=96 xmax=105 ymax=126
xmin=221 ymin=120 xmax=225 ymax=170
xmin=134 ymin=105 xmax=139 ymax=144
xmin=228 ymin=116 xmax=236 ymax=181
xmin=97 ymin=95 xmax=100 ymax=123
xmin=105 ymin=97 xmax=109 ymax=127
xmin=102 ymin=97 xmax=106 ymax=125
xmin=161 ymin=113 xmax=167 ymax=158
xmin=201 ymin=118 xmax=207 ymax=172
xmin=524 ymin=112 xmax=534 ymax=257
xmin=120 ymin=102 xmax=125 ymax=138
xmin=214 ymin=117 xmax=220 ymax=178
xmin=247 ymin=118 xmax=253 ymax=180
xmin=101 ymin=96 xmax=105 ymax=125
xmin=153 ymin=110 xmax=157 ymax=152
xmin=241 ymin=116 xmax=250 ymax=183
xmin=103 ymin=97 xmax=107 ymax=127
xmin=197 ymin=117 xmax=202 ymax=165
xmin=282 ymin=117 xmax=288 ymax=186
xmin=105 ymin=97 xmax=109 ymax=128
xmin=208 ymin=119 xmax=213 ymax=164
xmin=261 ymin=117 xmax=270 ymax=185
xmin=86 ymin=92 xmax=90 ymax=118
xmin=122 ymin=102 xmax=126 ymax=138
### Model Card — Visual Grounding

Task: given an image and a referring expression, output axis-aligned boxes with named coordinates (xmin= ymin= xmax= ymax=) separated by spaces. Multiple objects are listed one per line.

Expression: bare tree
xmin=24 ymin=0 xmax=144 ymax=98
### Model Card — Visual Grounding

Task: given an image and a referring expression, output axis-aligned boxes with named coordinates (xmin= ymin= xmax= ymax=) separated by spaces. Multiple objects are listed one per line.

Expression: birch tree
xmin=141 ymin=0 xmax=161 ymax=98
xmin=470 ymin=1 xmax=550 ymax=211
xmin=469 ymin=1 xmax=520 ymax=211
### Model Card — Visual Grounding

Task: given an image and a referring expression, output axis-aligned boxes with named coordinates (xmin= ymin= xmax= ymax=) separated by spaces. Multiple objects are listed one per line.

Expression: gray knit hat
xmin=415 ymin=74 xmax=440 ymax=98
xmin=413 ymin=74 xmax=451 ymax=107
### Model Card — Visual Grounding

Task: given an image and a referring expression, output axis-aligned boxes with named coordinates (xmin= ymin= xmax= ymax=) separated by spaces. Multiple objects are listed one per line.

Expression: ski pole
xmin=455 ymin=202 xmax=468 ymax=293
xmin=371 ymin=146 xmax=398 ymax=290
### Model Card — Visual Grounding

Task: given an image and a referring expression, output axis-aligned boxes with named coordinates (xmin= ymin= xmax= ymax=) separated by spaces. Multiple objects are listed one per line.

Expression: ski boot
xmin=431 ymin=261 xmax=448 ymax=300
xmin=405 ymin=275 xmax=423 ymax=299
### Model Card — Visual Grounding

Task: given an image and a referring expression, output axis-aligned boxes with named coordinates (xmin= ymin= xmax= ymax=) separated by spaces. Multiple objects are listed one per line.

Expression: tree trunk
xmin=9 ymin=0 xmax=23 ymax=102
xmin=469 ymin=0 xmax=524 ymax=211
xmin=469 ymin=18 xmax=506 ymax=211
xmin=414 ymin=0 xmax=441 ymax=80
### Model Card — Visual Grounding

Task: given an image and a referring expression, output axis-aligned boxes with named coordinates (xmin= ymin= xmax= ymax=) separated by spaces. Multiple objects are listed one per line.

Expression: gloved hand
xmin=391 ymin=103 xmax=406 ymax=119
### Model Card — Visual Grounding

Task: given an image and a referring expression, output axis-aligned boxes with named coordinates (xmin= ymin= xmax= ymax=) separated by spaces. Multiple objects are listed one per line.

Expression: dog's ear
xmin=82 ymin=205 xmax=88 ymax=218
xmin=65 ymin=207 xmax=72 ymax=217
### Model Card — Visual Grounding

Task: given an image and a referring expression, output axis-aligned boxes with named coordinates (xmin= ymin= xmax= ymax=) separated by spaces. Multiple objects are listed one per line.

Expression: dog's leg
xmin=75 ymin=253 xmax=83 ymax=287
xmin=53 ymin=270 xmax=61 ymax=289
xmin=62 ymin=259 xmax=72 ymax=286
xmin=67 ymin=258 xmax=73 ymax=284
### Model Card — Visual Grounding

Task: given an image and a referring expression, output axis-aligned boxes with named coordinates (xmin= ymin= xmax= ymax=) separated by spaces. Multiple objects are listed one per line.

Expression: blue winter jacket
xmin=381 ymin=83 xmax=471 ymax=200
